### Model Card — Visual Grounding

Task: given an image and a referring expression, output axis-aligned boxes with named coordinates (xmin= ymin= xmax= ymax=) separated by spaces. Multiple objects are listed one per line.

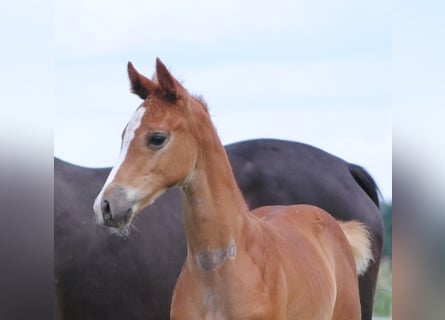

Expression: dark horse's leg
xmin=359 ymin=232 xmax=383 ymax=320
xmin=348 ymin=164 xmax=384 ymax=320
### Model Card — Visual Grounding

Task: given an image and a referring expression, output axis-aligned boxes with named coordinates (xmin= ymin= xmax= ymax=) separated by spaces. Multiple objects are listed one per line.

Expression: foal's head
xmin=93 ymin=58 xmax=212 ymax=234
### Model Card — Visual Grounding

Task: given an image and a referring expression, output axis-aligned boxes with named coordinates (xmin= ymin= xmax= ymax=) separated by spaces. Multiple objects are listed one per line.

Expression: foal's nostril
xmin=101 ymin=200 xmax=112 ymax=222
xmin=99 ymin=188 xmax=133 ymax=228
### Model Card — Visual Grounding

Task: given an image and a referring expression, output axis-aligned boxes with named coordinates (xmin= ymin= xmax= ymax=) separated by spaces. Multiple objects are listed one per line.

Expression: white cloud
xmin=180 ymin=59 xmax=389 ymax=107
xmin=54 ymin=0 xmax=389 ymax=58
xmin=54 ymin=0 xmax=300 ymax=56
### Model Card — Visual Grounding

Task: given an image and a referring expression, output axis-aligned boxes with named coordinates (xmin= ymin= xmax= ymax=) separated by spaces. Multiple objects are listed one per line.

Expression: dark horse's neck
xmin=180 ymin=129 xmax=251 ymax=270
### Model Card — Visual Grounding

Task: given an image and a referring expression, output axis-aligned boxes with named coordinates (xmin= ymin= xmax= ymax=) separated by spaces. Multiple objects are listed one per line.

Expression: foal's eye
xmin=147 ymin=133 xmax=168 ymax=148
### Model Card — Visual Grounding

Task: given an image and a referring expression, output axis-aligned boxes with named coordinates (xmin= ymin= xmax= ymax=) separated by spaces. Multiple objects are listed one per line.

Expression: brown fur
xmin=96 ymin=58 xmax=372 ymax=320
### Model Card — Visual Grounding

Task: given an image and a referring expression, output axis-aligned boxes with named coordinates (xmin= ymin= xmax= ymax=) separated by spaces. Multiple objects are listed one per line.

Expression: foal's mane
xmin=191 ymin=94 xmax=209 ymax=113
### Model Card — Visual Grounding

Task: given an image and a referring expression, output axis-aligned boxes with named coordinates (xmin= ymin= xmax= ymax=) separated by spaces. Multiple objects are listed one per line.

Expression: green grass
xmin=373 ymin=258 xmax=392 ymax=317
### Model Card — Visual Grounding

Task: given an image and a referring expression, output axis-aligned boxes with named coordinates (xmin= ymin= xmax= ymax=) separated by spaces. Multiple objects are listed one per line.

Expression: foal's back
xmin=251 ymin=204 xmax=362 ymax=320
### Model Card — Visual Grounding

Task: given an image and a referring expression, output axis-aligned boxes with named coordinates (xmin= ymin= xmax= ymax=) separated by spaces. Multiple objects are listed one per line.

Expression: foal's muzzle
xmin=99 ymin=186 xmax=133 ymax=228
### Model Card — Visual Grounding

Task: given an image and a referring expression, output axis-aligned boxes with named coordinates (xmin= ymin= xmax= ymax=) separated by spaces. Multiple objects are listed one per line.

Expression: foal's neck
xmin=180 ymin=136 xmax=250 ymax=260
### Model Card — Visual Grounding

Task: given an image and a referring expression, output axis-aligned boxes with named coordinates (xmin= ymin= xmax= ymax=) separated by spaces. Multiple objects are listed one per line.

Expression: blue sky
xmin=53 ymin=0 xmax=392 ymax=200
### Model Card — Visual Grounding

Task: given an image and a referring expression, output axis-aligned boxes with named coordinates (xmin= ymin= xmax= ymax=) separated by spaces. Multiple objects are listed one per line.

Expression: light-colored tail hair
xmin=339 ymin=221 xmax=373 ymax=275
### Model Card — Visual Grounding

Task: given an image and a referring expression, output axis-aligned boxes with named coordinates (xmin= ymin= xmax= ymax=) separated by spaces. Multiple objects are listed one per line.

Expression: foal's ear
xmin=156 ymin=57 xmax=185 ymax=101
xmin=127 ymin=62 xmax=157 ymax=100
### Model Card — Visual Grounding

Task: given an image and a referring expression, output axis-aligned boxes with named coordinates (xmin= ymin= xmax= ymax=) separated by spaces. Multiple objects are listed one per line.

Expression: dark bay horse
xmin=56 ymin=140 xmax=382 ymax=316
xmin=55 ymin=138 xmax=382 ymax=319
xmin=93 ymin=58 xmax=373 ymax=319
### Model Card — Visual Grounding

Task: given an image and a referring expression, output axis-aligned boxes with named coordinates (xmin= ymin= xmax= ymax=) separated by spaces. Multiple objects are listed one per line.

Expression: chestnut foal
xmin=94 ymin=58 xmax=372 ymax=319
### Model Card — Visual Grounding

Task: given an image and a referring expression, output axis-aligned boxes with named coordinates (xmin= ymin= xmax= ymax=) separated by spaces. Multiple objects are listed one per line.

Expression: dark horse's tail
xmin=347 ymin=163 xmax=380 ymax=208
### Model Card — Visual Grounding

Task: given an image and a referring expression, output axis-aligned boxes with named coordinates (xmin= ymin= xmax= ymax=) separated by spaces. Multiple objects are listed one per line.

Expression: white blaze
xmin=93 ymin=106 xmax=146 ymax=219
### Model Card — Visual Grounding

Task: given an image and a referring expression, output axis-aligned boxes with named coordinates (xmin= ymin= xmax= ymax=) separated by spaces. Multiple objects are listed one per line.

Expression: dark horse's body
xmin=55 ymin=139 xmax=383 ymax=320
